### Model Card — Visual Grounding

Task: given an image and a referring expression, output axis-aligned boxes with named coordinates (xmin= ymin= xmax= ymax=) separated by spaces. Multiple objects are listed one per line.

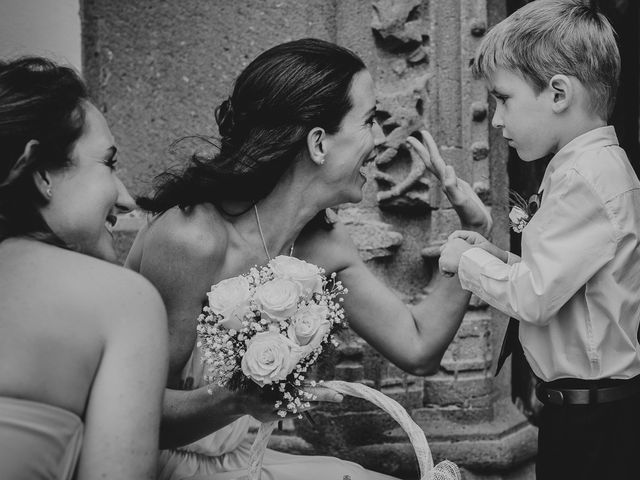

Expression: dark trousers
xmin=536 ymin=390 xmax=640 ymax=479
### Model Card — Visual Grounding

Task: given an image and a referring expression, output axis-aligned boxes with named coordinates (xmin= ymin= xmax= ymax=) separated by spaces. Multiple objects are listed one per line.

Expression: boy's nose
xmin=491 ymin=111 xmax=504 ymax=129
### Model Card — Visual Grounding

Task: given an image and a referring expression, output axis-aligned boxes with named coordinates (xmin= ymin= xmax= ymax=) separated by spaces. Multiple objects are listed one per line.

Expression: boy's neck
xmin=553 ymin=114 xmax=607 ymax=155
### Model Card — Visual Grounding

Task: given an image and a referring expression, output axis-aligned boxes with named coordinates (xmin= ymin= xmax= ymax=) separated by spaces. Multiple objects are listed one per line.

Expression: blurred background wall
xmin=0 ymin=0 xmax=81 ymax=70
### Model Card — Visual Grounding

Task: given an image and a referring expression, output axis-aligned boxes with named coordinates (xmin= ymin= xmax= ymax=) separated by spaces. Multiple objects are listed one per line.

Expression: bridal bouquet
xmin=196 ymin=255 xmax=347 ymax=418
xmin=197 ymin=255 xmax=460 ymax=480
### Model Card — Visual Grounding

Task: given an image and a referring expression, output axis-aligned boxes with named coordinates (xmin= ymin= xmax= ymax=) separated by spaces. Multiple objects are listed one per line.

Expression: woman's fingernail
xmin=334 ymin=394 xmax=343 ymax=402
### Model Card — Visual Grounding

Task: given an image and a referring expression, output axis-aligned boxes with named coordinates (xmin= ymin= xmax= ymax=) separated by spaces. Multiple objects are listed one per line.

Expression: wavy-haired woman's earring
xmin=46 ymin=187 xmax=52 ymax=198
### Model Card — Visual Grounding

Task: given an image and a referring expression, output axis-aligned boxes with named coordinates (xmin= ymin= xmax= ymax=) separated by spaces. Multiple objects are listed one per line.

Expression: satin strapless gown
xmin=0 ymin=397 xmax=83 ymax=480
xmin=158 ymin=343 xmax=399 ymax=480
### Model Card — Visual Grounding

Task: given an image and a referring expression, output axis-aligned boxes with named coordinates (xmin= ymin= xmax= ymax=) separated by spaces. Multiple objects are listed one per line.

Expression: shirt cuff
xmin=506 ymin=252 xmax=521 ymax=265
xmin=458 ymin=247 xmax=503 ymax=295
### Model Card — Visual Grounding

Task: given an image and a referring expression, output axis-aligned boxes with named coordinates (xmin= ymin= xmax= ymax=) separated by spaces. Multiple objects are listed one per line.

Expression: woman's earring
xmin=46 ymin=187 xmax=52 ymax=198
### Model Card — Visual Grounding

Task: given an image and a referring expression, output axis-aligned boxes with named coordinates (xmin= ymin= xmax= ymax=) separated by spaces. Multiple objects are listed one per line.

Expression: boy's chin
xmin=515 ymin=149 xmax=544 ymax=162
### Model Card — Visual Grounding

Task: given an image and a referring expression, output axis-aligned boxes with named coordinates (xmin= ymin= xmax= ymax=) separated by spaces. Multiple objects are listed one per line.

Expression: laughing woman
xmin=127 ymin=38 xmax=490 ymax=480
xmin=0 ymin=58 xmax=168 ymax=480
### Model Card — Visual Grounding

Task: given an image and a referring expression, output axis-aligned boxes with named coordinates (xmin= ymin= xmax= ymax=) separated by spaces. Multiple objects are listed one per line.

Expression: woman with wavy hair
xmin=128 ymin=38 xmax=490 ymax=479
xmin=0 ymin=57 xmax=169 ymax=480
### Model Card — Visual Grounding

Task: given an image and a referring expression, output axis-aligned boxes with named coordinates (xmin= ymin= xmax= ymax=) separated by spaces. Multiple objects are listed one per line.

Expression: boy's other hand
xmin=448 ymin=230 xmax=488 ymax=245
xmin=439 ymin=237 xmax=474 ymax=277
xmin=406 ymin=130 xmax=493 ymax=235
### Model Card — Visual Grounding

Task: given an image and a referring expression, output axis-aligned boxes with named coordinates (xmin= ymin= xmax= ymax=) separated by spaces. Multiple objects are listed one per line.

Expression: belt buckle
xmin=543 ymin=388 xmax=564 ymax=405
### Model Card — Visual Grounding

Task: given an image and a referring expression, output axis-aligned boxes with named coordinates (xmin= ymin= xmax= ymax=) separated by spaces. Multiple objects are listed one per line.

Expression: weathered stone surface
xmin=440 ymin=310 xmax=493 ymax=373
xmin=423 ymin=372 xmax=494 ymax=409
xmin=326 ymin=402 xmax=536 ymax=479
xmin=472 ymin=141 xmax=490 ymax=161
xmin=373 ymin=76 xmax=434 ymax=213
xmin=471 ymin=101 xmax=489 ymax=122
xmin=337 ymin=206 xmax=404 ymax=261
xmin=83 ymin=0 xmax=337 ymax=196
xmin=371 ymin=0 xmax=424 ymax=46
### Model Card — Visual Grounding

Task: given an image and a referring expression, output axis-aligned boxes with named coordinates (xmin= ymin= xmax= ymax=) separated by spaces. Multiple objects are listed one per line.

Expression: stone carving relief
xmin=371 ymin=0 xmax=435 ymax=213
xmin=372 ymin=0 xmax=428 ymax=59
xmin=373 ymin=80 xmax=432 ymax=212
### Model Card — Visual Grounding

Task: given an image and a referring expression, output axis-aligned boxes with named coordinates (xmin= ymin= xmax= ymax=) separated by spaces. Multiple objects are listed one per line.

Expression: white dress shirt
xmin=459 ymin=126 xmax=640 ymax=381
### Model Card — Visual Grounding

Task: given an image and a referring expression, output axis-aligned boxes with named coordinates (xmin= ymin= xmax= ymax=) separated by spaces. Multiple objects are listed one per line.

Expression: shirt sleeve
xmin=506 ymin=251 xmax=521 ymax=265
xmin=458 ymin=168 xmax=617 ymax=325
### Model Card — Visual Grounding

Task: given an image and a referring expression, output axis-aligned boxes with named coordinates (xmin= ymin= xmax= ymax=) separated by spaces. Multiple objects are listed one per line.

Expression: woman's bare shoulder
xmin=298 ymin=211 xmax=361 ymax=272
xmin=1 ymin=239 xmax=165 ymax=329
xmin=137 ymin=205 xmax=229 ymax=265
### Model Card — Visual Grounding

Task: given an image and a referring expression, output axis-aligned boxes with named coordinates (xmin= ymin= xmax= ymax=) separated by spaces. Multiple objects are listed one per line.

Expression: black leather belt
xmin=536 ymin=375 xmax=640 ymax=406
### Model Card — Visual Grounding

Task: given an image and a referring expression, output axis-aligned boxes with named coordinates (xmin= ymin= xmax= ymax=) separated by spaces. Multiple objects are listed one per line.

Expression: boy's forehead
xmin=485 ymin=68 xmax=529 ymax=92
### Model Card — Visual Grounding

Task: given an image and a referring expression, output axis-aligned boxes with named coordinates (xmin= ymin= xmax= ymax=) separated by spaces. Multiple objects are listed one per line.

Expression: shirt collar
xmin=539 ymin=126 xmax=619 ymax=194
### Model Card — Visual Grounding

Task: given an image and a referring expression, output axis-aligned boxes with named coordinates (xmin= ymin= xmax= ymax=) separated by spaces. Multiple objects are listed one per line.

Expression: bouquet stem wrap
xmin=247 ymin=380 xmax=460 ymax=480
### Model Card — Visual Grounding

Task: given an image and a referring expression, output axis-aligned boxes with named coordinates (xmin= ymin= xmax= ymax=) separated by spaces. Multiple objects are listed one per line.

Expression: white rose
xmin=254 ymin=278 xmax=300 ymax=321
xmin=509 ymin=206 xmax=530 ymax=233
xmin=269 ymin=255 xmax=322 ymax=299
xmin=206 ymin=276 xmax=251 ymax=331
xmin=287 ymin=304 xmax=330 ymax=350
xmin=508 ymin=206 xmax=529 ymax=224
xmin=241 ymin=331 xmax=299 ymax=386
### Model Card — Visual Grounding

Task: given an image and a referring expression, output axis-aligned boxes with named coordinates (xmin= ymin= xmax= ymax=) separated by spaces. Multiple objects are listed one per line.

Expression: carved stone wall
xmin=83 ymin=0 xmax=536 ymax=477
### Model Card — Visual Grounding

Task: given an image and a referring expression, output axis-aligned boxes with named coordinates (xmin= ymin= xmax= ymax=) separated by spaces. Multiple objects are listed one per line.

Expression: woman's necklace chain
xmin=254 ymin=204 xmax=294 ymax=261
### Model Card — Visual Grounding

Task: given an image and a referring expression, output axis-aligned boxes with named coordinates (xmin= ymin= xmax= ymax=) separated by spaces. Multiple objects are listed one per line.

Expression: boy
xmin=439 ymin=1 xmax=640 ymax=478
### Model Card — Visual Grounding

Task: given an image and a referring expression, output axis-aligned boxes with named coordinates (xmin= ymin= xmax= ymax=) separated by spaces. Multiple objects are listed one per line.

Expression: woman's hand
xmin=406 ymin=130 xmax=492 ymax=235
xmin=439 ymin=238 xmax=473 ymax=277
xmin=238 ymin=384 xmax=344 ymax=423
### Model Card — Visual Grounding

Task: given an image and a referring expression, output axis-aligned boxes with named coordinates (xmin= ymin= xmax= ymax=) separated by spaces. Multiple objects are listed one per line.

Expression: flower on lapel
xmin=509 ymin=190 xmax=542 ymax=233
xmin=509 ymin=206 xmax=529 ymax=233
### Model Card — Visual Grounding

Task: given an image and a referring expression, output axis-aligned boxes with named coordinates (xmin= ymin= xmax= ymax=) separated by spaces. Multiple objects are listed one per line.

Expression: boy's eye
xmin=493 ymin=94 xmax=507 ymax=104
xmin=104 ymin=157 xmax=118 ymax=170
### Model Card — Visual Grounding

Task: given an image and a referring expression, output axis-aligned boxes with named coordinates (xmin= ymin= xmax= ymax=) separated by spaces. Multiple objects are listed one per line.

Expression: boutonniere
xmin=509 ymin=190 xmax=542 ymax=233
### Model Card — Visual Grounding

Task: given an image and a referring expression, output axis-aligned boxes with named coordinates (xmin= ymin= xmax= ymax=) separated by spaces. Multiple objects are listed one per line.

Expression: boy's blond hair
xmin=472 ymin=0 xmax=620 ymax=120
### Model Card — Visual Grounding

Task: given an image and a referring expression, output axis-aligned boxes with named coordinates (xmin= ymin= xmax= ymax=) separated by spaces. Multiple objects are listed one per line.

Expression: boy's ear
xmin=306 ymin=127 xmax=327 ymax=166
xmin=548 ymin=74 xmax=573 ymax=114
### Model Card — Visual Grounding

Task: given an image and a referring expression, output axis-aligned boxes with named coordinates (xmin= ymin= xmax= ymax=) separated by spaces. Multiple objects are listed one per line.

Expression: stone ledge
xmin=264 ymin=398 xmax=536 ymax=477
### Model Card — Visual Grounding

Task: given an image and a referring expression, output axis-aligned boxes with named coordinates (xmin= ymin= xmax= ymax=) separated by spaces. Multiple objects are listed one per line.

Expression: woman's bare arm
xmin=76 ymin=269 xmax=168 ymax=480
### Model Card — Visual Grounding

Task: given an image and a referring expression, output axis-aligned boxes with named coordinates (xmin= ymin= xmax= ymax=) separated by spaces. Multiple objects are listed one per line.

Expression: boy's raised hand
xmin=407 ymin=130 xmax=492 ymax=235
